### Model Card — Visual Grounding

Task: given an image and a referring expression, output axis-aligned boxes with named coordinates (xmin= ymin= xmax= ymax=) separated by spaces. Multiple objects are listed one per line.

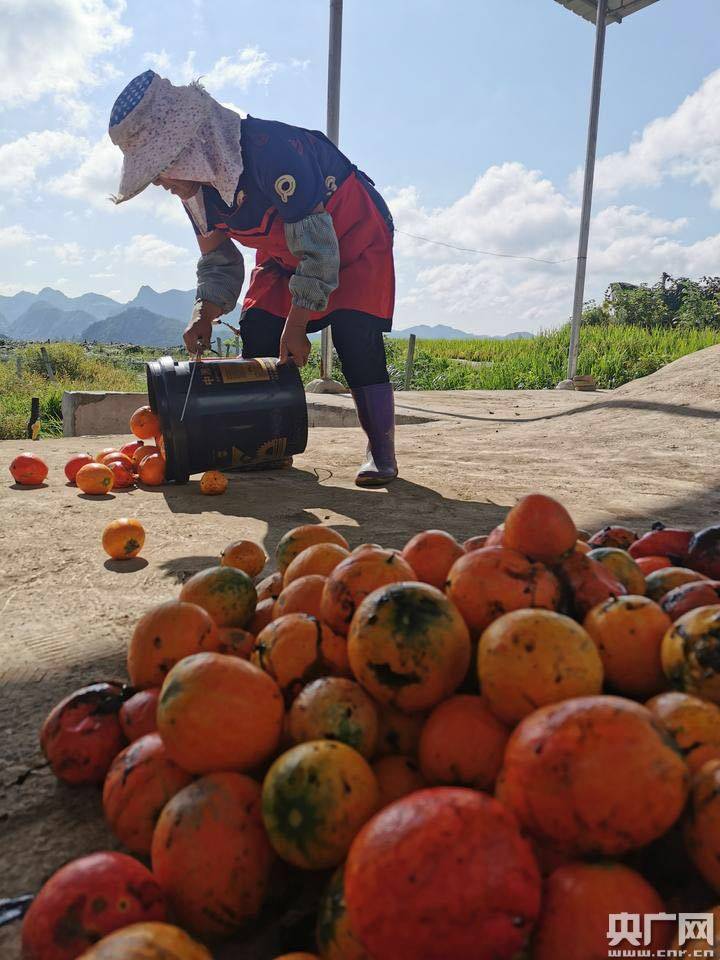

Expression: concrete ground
xmin=2 ymin=346 xmax=720 ymax=955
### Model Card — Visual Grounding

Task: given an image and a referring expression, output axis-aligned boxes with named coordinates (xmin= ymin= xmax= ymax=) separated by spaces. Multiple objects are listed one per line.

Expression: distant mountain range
xmin=0 ymin=286 xmax=532 ymax=346
xmin=387 ymin=324 xmax=533 ymax=341
xmin=0 ymin=285 xmax=242 ymax=347
xmin=84 ymin=307 xmax=186 ymax=348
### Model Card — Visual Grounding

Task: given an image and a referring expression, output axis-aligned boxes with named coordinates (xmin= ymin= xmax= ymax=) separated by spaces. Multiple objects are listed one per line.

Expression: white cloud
xmin=203 ymin=47 xmax=277 ymax=90
xmin=0 ymin=130 xmax=89 ymax=190
xmin=54 ymin=94 xmax=95 ymax=131
xmin=117 ymin=234 xmax=191 ymax=268
xmin=50 ymin=241 xmax=85 ymax=265
xmin=0 ymin=0 xmax=131 ymax=106
xmin=577 ymin=68 xmax=720 ymax=208
xmin=143 ymin=45 xmax=297 ymax=94
xmin=48 ymin=134 xmax=187 ymax=224
xmin=389 ymin=161 xmax=720 ymax=334
xmin=0 ymin=224 xmax=33 ymax=248
xmin=144 ymin=49 xmax=172 ymax=74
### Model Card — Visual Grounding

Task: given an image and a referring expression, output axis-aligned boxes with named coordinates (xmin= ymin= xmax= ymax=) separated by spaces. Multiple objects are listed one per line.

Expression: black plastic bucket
xmin=146 ymin=356 xmax=308 ymax=482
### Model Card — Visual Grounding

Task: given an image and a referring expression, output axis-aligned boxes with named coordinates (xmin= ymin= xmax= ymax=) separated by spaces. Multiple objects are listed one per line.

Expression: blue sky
xmin=1 ymin=0 xmax=718 ymax=334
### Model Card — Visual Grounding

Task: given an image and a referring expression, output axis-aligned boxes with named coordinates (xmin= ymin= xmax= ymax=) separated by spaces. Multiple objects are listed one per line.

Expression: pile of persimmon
xmin=6 ymin=404 xmax=168 ymax=497
xmin=26 ymin=499 xmax=720 ymax=960
xmin=71 ymin=405 xmax=168 ymax=492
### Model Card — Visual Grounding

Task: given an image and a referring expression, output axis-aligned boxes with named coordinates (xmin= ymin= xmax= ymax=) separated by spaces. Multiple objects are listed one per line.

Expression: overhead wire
xmin=395 ymin=229 xmax=577 ymax=266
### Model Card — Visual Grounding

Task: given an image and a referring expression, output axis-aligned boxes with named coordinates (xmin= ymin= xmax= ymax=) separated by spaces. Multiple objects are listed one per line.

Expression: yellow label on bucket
xmin=230 ymin=438 xmax=288 ymax=467
xmin=218 ymin=358 xmax=275 ymax=384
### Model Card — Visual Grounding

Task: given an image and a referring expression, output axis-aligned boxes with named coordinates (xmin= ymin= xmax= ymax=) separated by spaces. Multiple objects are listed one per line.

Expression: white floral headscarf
xmin=109 ymin=71 xmax=243 ymax=234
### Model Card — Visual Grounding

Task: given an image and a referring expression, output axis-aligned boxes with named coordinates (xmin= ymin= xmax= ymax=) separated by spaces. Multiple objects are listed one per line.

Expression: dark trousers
xmin=240 ymin=308 xmax=390 ymax=388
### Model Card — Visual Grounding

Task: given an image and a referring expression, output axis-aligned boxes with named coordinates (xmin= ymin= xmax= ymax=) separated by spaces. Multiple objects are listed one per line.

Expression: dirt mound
xmin=613 ymin=344 xmax=720 ymax=404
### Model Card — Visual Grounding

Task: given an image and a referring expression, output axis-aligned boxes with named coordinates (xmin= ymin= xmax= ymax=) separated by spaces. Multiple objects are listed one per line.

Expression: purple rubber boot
xmin=351 ymin=383 xmax=399 ymax=487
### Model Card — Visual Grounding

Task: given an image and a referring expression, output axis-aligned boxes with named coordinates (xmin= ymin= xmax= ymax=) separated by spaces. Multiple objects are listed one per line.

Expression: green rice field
xmin=2 ymin=323 xmax=719 ymax=440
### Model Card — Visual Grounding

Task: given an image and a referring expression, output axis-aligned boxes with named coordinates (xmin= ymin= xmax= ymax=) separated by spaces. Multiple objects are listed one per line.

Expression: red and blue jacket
xmin=187 ymin=116 xmax=395 ymax=325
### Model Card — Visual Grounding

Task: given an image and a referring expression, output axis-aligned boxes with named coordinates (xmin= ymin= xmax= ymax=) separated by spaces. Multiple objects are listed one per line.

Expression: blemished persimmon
xmin=274 ymin=574 xmax=326 ymax=620
xmin=532 ymin=862 xmax=670 ymax=960
xmin=138 ymin=452 xmax=166 ymax=486
xmin=152 ymin=772 xmax=274 ymax=938
xmin=375 ymin=705 xmax=426 ymax=758
xmin=348 ymin=582 xmax=471 ymax=713
xmin=262 ymin=740 xmax=379 ymax=870
xmin=102 ymin=518 xmax=145 ymax=560
xmin=157 ymin=653 xmax=284 ymax=774
xmin=479 ymin=609 xmax=603 ymax=725
xmin=684 ymin=760 xmax=720 ymax=894
xmin=96 ymin=447 xmax=119 ymax=462
xmin=179 ymin=565 xmax=257 ymax=629
xmin=400 ymin=529 xmax=464 ymax=590
xmin=646 ymin=691 xmax=720 ymax=773
xmin=645 ymin=565 xmax=707 ymax=601
xmin=321 ymin=549 xmax=416 ymax=637
xmin=97 ymin=450 xmax=133 ymax=469
xmin=583 ymin=595 xmax=670 ymax=699
xmin=75 ymin=461 xmax=114 ymax=495
xmin=120 ymin=438 xmax=145 ymax=459
xmin=587 ymin=525 xmax=638 ymax=550
xmin=283 ymin=542 xmax=350 ymax=585
xmin=119 ymin=688 xmax=160 ymax=741
xmin=418 ymin=695 xmax=509 ymax=790
xmin=247 ymin=598 xmax=275 ymax=636
xmin=276 ymin=524 xmax=350 ymax=573
xmin=220 ymin=539 xmax=267 ymax=577
xmin=344 ymin=788 xmax=541 ymax=960
xmin=104 ymin=458 xmax=135 ymax=489
xmin=504 ymin=493 xmax=577 ymax=563
xmin=256 ymin=571 xmax=284 ymax=601
xmin=132 ymin=443 xmax=160 ymax=469
xmin=252 ymin=613 xmax=348 ymax=702
xmin=216 ymin=627 xmax=256 ymax=659
xmin=10 ymin=452 xmax=48 ymax=485
xmin=288 ymin=677 xmax=379 ymax=758
xmin=372 ymin=755 xmax=427 ymax=808
xmin=635 ymin=555 xmax=673 ymax=575
xmin=130 ymin=404 xmax=161 ymax=440
xmin=445 ymin=546 xmax=561 ymax=638
xmin=199 ymin=470 xmax=228 ymax=495
xmin=64 ymin=453 xmax=93 ymax=484
xmin=102 ymin=733 xmax=193 ymax=855
xmin=21 ymin=853 xmax=166 ymax=960
xmin=496 ymin=695 xmax=689 ymax=857
xmin=127 ymin=599 xmax=220 ymax=688
xmin=587 ymin=547 xmax=646 ymax=594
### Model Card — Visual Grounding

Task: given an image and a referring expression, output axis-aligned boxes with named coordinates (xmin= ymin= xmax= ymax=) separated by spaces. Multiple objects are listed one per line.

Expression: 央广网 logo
xmin=607 ymin=912 xmax=714 ymax=957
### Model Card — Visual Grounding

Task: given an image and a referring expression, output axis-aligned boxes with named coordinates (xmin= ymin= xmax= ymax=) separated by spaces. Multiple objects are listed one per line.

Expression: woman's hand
xmin=184 ymin=300 xmax=222 ymax=354
xmin=279 ymin=306 xmax=312 ymax=366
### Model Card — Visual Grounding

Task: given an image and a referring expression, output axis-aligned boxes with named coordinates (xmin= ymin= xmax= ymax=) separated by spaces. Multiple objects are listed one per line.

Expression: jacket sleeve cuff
xmin=284 ymin=212 xmax=339 ymax=312
xmin=195 ymin=238 xmax=245 ymax=315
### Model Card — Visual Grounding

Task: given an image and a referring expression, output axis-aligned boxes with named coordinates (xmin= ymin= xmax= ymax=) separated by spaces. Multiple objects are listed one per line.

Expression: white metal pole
xmin=321 ymin=0 xmax=343 ymax=380
xmin=567 ymin=0 xmax=608 ymax=379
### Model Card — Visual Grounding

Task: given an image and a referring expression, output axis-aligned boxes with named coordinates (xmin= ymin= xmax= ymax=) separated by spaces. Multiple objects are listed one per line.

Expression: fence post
xmin=216 ymin=337 xmax=222 ymax=356
xmin=404 ymin=334 xmax=417 ymax=390
xmin=40 ymin=347 xmax=57 ymax=383
xmin=27 ymin=397 xmax=40 ymax=440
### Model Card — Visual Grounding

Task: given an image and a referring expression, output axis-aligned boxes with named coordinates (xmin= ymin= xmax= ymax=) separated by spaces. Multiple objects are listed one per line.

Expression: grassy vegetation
xmin=2 ymin=323 xmax=720 ymax=440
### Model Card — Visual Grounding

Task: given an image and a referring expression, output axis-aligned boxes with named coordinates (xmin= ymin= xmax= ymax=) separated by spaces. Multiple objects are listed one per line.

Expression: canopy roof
xmin=554 ymin=0 xmax=660 ymax=24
